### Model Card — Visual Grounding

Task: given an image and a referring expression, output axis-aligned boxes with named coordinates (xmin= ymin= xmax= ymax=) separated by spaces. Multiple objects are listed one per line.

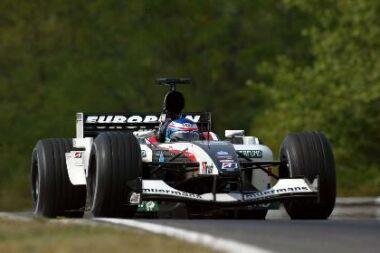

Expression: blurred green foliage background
xmin=0 ymin=0 xmax=379 ymax=210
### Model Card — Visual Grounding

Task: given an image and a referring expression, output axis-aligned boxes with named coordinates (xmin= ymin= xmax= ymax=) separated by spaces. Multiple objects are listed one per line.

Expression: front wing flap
xmin=140 ymin=178 xmax=318 ymax=207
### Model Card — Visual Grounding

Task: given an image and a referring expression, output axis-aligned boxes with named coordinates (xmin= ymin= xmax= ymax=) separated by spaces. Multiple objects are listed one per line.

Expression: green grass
xmin=0 ymin=218 xmax=216 ymax=253
xmin=337 ymin=165 xmax=380 ymax=196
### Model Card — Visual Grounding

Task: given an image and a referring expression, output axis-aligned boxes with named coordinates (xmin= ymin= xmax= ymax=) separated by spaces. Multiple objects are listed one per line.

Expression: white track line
xmin=95 ymin=218 xmax=273 ymax=253
xmin=0 ymin=212 xmax=31 ymax=221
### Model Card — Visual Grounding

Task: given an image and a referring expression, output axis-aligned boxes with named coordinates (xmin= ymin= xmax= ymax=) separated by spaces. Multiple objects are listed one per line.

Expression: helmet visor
xmin=170 ymin=131 xmax=200 ymax=142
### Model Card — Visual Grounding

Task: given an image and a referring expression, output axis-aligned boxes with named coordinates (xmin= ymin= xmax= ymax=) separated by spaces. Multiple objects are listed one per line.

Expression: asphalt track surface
xmin=2 ymin=210 xmax=380 ymax=253
xmin=143 ymin=218 xmax=380 ymax=253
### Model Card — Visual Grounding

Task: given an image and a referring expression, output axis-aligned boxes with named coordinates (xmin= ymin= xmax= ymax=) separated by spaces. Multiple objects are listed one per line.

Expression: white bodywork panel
xmin=233 ymin=142 xmax=273 ymax=191
xmin=225 ymin=130 xmax=245 ymax=138
xmin=65 ymin=151 xmax=87 ymax=185
xmin=142 ymin=178 xmax=316 ymax=202
xmin=76 ymin=113 xmax=84 ymax=138
xmin=140 ymin=144 xmax=153 ymax=163
xmin=134 ymin=130 xmax=155 ymax=139
xmin=65 ymin=137 xmax=93 ymax=185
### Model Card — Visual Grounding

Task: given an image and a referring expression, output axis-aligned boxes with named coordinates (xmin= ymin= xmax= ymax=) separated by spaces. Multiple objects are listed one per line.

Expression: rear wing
xmin=76 ymin=112 xmax=211 ymax=138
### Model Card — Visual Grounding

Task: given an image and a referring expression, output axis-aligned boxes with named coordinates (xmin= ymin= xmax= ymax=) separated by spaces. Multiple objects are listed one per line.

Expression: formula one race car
xmin=31 ymin=78 xmax=336 ymax=219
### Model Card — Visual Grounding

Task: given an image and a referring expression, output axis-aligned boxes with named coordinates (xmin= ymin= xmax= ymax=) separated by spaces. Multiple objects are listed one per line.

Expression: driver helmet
xmin=165 ymin=118 xmax=200 ymax=142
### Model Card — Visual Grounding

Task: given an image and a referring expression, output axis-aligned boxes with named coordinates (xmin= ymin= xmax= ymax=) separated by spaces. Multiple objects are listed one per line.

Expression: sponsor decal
xmin=158 ymin=151 xmax=165 ymax=163
xmin=201 ymin=162 xmax=206 ymax=173
xmin=217 ymin=155 xmax=233 ymax=160
xmin=129 ymin=192 xmax=141 ymax=204
xmin=86 ymin=115 xmax=159 ymax=124
xmin=219 ymin=159 xmax=235 ymax=163
xmin=141 ymin=150 xmax=147 ymax=158
xmin=217 ymin=151 xmax=229 ymax=156
xmin=251 ymin=203 xmax=271 ymax=208
xmin=201 ymin=162 xmax=213 ymax=174
xmin=243 ymin=186 xmax=310 ymax=201
xmin=216 ymin=150 xmax=233 ymax=160
xmin=143 ymin=188 xmax=203 ymax=199
xmin=183 ymin=122 xmax=193 ymax=128
xmin=74 ymin=151 xmax=82 ymax=158
xmin=85 ymin=114 xmax=201 ymax=124
xmin=221 ymin=162 xmax=238 ymax=170
xmin=146 ymin=201 xmax=156 ymax=211
xmin=138 ymin=201 xmax=159 ymax=212
xmin=238 ymin=150 xmax=263 ymax=158
xmin=205 ymin=141 xmax=230 ymax=146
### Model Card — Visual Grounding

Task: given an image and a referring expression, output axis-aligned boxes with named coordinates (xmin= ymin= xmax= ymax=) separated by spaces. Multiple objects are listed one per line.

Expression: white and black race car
xmin=31 ymin=78 xmax=336 ymax=219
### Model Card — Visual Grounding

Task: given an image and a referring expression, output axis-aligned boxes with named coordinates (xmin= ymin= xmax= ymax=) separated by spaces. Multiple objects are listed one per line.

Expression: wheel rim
xmin=31 ymin=156 xmax=39 ymax=209
xmin=88 ymin=154 xmax=97 ymax=209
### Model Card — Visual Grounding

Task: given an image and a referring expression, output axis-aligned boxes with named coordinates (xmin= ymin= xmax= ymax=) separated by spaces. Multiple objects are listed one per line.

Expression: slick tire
xmin=87 ymin=132 xmax=142 ymax=218
xmin=31 ymin=139 xmax=86 ymax=218
xmin=279 ymin=131 xmax=336 ymax=219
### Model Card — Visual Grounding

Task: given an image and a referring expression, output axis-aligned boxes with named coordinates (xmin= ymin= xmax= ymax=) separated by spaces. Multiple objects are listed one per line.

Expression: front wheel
xmin=279 ymin=131 xmax=336 ymax=219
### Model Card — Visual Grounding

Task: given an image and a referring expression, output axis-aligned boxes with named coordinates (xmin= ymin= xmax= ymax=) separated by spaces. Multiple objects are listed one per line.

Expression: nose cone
xmin=193 ymin=141 xmax=240 ymax=176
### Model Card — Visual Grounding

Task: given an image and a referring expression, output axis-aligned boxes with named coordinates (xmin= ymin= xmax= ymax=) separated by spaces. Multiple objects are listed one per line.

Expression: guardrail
xmin=333 ymin=197 xmax=380 ymax=219
xmin=268 ymin=197 xmax=380 ymax=219
xmin=335 ymin=197 xmax=380 ymax=206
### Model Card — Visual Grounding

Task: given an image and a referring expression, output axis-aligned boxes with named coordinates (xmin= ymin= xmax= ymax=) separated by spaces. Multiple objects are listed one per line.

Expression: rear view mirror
xmin=225 ymin=130 xmax=245 ymax=138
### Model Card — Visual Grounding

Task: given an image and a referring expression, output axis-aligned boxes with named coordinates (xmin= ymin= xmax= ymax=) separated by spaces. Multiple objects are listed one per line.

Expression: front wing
xmin=138 ymin=178 xmax=318 ymax=207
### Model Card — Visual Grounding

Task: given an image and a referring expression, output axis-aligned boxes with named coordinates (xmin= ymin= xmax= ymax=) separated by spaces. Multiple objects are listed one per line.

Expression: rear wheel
xmin=279 ymin=131 xmax=336 ymax=219
xmin=87 ymin=132 xmax=142 ymax=218
xmin=31 ymin=139 xmax=86 ymax=218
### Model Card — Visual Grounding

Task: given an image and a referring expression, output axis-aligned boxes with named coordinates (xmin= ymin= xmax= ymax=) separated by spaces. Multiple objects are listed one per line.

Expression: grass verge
xmin=0 ymin=218 xmax=216 ymax=253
